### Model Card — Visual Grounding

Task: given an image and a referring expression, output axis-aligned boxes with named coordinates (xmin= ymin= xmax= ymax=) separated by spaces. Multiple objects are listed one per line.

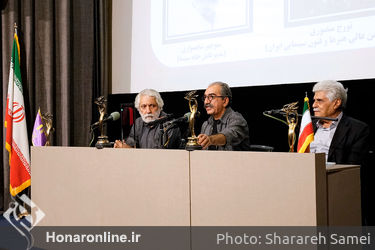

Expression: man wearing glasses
xmin=197 ymin=82 xmax=250 ymax=150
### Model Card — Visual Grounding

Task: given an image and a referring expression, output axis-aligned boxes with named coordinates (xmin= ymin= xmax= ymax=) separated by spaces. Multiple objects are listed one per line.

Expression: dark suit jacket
xmin=314 ymin=114 xmax=370 ymax=164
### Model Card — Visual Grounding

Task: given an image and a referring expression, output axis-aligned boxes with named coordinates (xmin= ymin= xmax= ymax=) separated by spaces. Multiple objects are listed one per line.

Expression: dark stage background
xmin=106 ymin=79 xmax=374 ymax=153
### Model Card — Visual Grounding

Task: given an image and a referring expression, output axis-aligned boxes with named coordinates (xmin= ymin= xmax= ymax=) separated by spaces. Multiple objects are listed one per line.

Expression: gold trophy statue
xmin=94 ymin=96 xmax=111 ymax=147
xmin=42 ymin=112 xmax=54 ymax=146
xmin=185 ymin=90 xmax=202 ymax=151
xmin=281 ymin=102 xmax=299 ymax=152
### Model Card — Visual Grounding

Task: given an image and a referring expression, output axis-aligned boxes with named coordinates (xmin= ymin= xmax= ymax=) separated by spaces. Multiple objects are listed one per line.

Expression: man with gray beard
xmin=114 ymin=89 xmax=181 ymax=149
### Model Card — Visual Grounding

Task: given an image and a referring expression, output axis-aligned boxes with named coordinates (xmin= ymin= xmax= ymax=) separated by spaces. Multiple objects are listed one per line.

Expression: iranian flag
xmin=4 ymin=30 xmax=31 ymax=196
xmin=297 ymin=96 xmax=314 ymax=153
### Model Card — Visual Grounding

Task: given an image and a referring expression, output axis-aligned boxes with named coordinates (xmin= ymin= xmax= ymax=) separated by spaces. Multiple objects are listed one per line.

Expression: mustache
xmin=141 ymin=114 xmax=157 ymax=122
xmin=313 ymin=108 xmax=320 ymax=112
xmin=205 ymin=104 xmax=213 ymax=108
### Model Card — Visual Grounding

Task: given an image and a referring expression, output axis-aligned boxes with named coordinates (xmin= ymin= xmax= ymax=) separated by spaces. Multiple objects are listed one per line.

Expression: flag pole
xmin=13 ymin=22 xmax=31 ymax=219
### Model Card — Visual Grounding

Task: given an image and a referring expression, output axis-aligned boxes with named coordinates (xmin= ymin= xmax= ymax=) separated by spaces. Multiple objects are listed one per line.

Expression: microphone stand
xmin=305 ymin=114 xmax=338 ymax=121
xmin=120 ymin=106 xmax=124 ymax=141
xmin=161 ymin=122 xmax=178 ymax=149
xmin=263 ymin=110 xmax=338 ymax=121
xmin=159 ymin=123 xmax=165 ymax=149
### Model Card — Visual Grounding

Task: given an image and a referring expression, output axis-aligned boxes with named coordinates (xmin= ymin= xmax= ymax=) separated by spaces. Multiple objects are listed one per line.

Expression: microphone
xmin=263 ymin=109 xmax=284 ymax=115
xmin=146 ymin=113 xmax=174 ymax=126
xmin=163 ymin=112 xmax=191 ymax=126
xmin=91 ymin=111 xmax=121 ymax=128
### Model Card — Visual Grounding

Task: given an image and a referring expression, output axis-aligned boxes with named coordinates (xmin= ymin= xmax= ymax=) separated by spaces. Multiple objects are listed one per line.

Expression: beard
xmin=141 ymin=109 xmax=161 ymax=123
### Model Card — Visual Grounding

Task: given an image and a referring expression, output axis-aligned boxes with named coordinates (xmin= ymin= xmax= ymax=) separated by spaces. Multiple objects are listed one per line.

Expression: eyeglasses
xmin=201 ymin=95 xmax=227 ymax=102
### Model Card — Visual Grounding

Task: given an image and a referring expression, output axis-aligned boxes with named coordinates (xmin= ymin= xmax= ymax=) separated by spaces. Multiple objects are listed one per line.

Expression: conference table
xmin=31 ymin=147 xmax=361 ymax=226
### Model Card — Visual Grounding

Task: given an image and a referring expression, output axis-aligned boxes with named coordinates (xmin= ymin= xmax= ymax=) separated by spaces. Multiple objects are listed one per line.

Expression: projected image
xmin=163 ymin=0 xmax=252 ymax=43
xmin=286 ymin=0 xmax=375 ymax=26
xmin=149 ymin=0 xmax=375 ymax=68
xmin=132 ymin=0 xmax=375 ymax=92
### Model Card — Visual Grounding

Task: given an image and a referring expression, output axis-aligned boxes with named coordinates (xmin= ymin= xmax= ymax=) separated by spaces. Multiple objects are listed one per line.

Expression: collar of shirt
xmin=315 ymin=112 xmax=343 ymax=130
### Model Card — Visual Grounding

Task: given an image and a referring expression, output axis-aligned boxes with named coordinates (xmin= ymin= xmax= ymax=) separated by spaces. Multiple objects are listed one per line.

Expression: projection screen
xmin=112 ymin=0 xmax=375 ymax=94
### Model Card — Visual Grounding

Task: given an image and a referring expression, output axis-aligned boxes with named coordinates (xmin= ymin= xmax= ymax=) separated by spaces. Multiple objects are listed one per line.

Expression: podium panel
xmin=190 ymin=151 xmax=327 ymax=226
xmin=327 ymin=165 xmax=361 ymax=226
xmin=31 ymin=147 xmax=190 ymax=226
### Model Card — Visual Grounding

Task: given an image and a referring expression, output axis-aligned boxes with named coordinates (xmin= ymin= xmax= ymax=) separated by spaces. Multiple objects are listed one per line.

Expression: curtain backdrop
xmin=1 ymin=0 xmax=111 ymax=212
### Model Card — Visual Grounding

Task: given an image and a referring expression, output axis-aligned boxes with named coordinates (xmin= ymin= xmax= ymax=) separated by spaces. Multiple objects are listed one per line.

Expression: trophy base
xmin=185 ymin=144 xmax=202 ymax=151
xmin=185 ymin=137 xmax=202 ymax=151
xmin=95 ymin=136 xmax=113 ymax=149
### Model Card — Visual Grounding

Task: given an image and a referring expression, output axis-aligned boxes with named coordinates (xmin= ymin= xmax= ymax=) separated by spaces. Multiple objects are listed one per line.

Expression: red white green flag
xmin=297 ymin=96 xmax=314 ymax=153
xmin=4 ymin=30 xmax=31 ymax=196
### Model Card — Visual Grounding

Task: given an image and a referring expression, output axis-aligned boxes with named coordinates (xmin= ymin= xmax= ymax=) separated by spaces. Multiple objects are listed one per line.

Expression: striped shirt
xmin=310 ymin=112 xmax=343 ymax=161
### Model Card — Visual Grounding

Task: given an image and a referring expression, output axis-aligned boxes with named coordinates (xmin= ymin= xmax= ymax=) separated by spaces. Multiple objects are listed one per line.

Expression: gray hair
xmin=312 ymin=80 xmax=348 ymax=108
xmin=208 ymin=81 xmax=232 ymax=105
xmin=134 ymin=89 xmax=164 ymax=111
